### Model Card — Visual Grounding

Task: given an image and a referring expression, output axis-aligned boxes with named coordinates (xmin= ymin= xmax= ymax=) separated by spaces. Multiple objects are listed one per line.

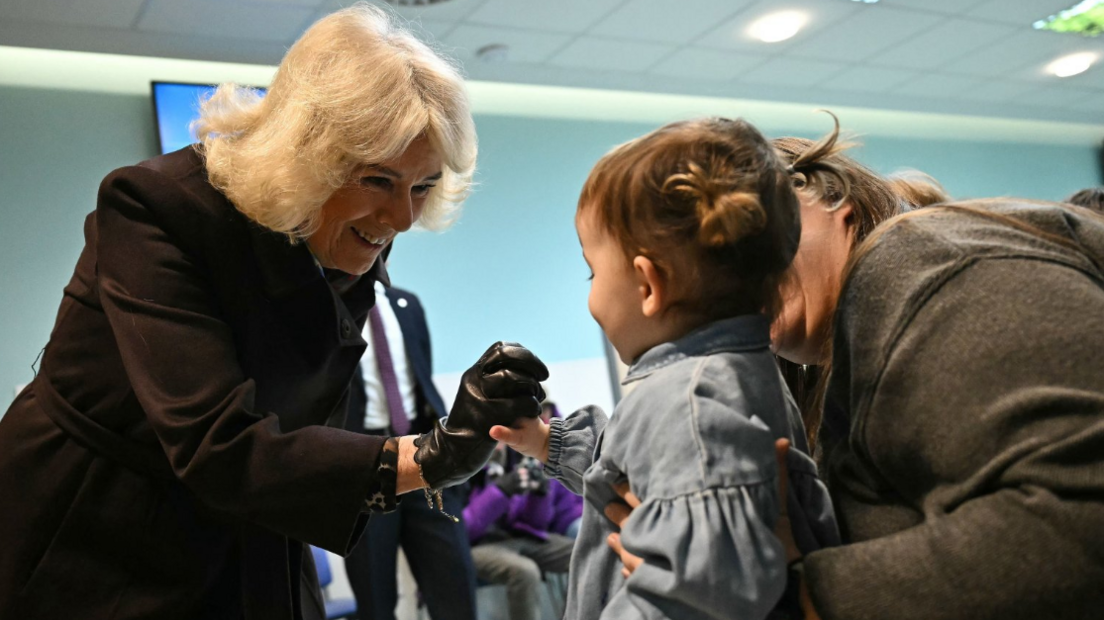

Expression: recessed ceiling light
xmin=748 ymin=11 xmax=808 ymax=43
xmin=1047 ymin=51 xmax=1097 ymax=76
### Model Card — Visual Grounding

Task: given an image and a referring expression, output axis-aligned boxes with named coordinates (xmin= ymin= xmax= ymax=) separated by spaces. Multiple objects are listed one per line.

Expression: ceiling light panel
xmin=696 ymin=0 xmax=859 ymax=52
xmin=748 ymin=11 xmax=807 ymax=42
xmin=1048 ymin=51 xmax=1097 ymax=76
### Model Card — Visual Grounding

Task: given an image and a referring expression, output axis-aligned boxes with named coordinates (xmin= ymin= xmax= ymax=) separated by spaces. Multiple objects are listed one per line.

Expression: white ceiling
xmin=1 ymin=0 xmax=1102 ymax=125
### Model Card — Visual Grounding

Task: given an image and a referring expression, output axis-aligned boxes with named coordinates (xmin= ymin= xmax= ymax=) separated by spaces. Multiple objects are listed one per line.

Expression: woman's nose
xmin=379 ymin=192 xmax=415 ymax=233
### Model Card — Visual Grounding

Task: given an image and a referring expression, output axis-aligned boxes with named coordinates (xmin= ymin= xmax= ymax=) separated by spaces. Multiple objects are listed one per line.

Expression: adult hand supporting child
xmin=773 ymin=438 xmax=802 ymax=564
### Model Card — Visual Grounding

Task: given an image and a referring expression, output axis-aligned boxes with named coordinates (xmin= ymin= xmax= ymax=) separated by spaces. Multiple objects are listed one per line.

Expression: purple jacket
xmin=464 ymin=478 xmax=582 ymax=543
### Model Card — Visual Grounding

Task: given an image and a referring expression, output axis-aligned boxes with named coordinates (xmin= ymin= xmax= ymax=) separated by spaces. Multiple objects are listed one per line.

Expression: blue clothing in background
xmin=546 ymin=315 xmax=839 ymax=620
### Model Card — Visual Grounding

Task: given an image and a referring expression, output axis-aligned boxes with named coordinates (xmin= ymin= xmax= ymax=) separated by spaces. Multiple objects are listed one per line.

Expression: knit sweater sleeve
xmin=805 ymin=254 xmax=1104 ymax=620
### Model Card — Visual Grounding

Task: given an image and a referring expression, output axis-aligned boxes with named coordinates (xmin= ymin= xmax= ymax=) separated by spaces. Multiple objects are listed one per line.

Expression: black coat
xmin=0 ymin=147 xmax=389 ymax=620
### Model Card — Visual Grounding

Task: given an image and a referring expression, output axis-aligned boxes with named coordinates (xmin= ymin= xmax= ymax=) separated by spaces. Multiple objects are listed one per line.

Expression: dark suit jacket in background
xmin=345 ymin=286 xmax=447 ymax=435
xmin=343 ymin=286 xmax=478 ymax=620
xmin=0 ymin=147 xmax=390 ymax=620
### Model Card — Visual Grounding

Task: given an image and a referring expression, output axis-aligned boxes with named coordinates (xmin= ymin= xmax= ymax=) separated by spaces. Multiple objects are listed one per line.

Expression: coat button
xmin=340 ymin=319 xmax=352 ymax=337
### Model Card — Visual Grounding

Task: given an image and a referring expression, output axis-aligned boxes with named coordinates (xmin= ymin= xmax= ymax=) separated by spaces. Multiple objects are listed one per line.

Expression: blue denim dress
xmin=546 ymin=315 xmax=839 ymax=620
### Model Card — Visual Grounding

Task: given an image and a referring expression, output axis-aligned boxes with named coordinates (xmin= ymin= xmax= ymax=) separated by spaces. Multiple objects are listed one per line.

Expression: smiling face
xmin=577 ymin=208 xmax=654 ymax=364
xmin=306 ymin=134 xmax=442 ymax=275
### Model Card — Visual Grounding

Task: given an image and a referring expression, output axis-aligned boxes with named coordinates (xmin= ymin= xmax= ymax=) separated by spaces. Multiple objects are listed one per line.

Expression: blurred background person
xmin=343 ymin=280 xmax=477 ymax=620
xmin=464 ymin=439 xmax=580 ymax=620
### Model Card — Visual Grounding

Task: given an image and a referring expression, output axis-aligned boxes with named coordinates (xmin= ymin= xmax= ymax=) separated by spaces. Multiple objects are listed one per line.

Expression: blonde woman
xmin=0 ymin=5 xmax=547 ymax=619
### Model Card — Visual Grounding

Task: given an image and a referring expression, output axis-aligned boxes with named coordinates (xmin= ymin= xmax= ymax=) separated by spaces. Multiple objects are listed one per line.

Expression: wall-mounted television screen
xmin=151 ymin=81 xmax=266 ymax=155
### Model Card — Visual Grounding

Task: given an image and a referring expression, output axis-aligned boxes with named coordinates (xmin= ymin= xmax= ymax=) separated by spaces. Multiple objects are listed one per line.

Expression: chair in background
xmin=311 ymin=545 xmax=358 ymax=620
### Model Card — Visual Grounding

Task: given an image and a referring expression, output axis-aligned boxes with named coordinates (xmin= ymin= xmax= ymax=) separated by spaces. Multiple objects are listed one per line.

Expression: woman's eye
xmin=586 ymin=272 xmax=594 ymax=281
xmin=360 ymin=176 xmax=392 ymax=190
xmin=412 ymin=184 xmax=435 ymax=197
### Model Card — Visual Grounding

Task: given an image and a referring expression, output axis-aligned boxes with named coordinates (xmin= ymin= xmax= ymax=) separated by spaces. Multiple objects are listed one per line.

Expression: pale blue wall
xmin=1 ymin=85 xmax=1100 ymax=404
xmin=1 ymin=87 xmax=159 ymax=402
xmin=849 ymin=136 xmax=1100 ymax=202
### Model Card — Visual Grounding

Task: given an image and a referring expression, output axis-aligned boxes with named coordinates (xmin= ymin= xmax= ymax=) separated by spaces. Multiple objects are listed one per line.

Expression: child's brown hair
xmin=578 ymin=117 xmax=832 ymax=321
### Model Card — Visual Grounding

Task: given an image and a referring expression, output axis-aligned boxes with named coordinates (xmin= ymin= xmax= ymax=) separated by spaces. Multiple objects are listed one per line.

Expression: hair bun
xmin=664 ymin=163 xmax=767 ymax=248
xmin=700 ymin=190 xmax=767 ymax=247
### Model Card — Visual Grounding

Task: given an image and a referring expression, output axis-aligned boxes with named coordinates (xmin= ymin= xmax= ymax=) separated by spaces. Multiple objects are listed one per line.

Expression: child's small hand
xmin=489 ymin=416 xmax=551 ymax=464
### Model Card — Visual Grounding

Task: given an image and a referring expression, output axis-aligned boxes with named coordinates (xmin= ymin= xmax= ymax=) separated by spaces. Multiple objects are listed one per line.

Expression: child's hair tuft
xmin=663 ymin=162 xmax=768 ymax=248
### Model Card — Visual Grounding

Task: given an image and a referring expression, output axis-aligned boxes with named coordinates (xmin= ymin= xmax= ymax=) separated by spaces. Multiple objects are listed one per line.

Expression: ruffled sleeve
xmin=545 ymin=405 xmax=607 ymax=495
xmin=601 ymin=484 xmax=787 ymax=620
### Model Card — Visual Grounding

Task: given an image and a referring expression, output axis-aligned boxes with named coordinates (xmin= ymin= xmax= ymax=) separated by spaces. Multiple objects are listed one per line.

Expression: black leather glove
xmin=519 ymin=458 xmax=549 ymax=496
xmin=414 ymin=342 xmax=548 ymax=491
xmin=492 ymin=469 xmax=528 ymax=497
xmin=493 ymin=460 xmax=549 ymax=497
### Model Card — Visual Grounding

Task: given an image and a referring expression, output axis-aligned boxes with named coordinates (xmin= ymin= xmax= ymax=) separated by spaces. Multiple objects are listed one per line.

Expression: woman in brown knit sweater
xmin=768 ymin=134 xmax=1104 ymax=620
xmin=603 ymin=127 xmax=1104 ymax=620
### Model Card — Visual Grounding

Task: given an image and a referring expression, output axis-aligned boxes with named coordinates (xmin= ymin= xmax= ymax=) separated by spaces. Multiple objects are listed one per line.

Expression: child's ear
xmin=633 ymin=255 xmax=667 ymax=318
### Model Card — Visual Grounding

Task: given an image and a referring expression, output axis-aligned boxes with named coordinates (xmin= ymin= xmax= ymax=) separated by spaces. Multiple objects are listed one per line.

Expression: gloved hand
xmin=492 ymin=469 xmax=529 ymax=496
xmin=519 ymin=457 xmax=550 ymax=496
xmin=493 ymin=460 xmax=549 ymax=497
xmin=414 ymin=342 xmax=548 ymax=491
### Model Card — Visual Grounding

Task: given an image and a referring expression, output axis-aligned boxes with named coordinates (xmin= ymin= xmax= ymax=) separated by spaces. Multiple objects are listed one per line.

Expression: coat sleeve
xmin=545 ymin=405 xmax=607 ymax=495
xmin=805 ymin=258 xmax=1104 ymax=620
xmin=94 ymin=167 xmax=383 ymax=554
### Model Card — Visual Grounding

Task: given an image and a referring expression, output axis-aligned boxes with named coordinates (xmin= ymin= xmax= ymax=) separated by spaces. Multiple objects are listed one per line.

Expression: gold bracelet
xmin=419 ymin=465 xmax=459 ymax=523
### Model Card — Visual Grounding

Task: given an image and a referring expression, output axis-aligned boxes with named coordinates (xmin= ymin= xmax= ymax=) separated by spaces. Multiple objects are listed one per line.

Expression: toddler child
xmin=494 ymin=117 xmax=839 ymax=619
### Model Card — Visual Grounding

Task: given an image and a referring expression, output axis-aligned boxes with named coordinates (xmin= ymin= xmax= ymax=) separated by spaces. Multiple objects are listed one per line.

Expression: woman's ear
xmin=834 ymin=200 xmax=857 ymax=245
xmin=834 ymin=200 xmax=856 ymax=228
xmin=633 ymin=255 xmax=667 ymax=318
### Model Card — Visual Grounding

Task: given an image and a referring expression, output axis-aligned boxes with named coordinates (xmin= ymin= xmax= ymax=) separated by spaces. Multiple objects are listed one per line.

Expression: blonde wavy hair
xmin=195 ymin=3 xmax=476 ymax=238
